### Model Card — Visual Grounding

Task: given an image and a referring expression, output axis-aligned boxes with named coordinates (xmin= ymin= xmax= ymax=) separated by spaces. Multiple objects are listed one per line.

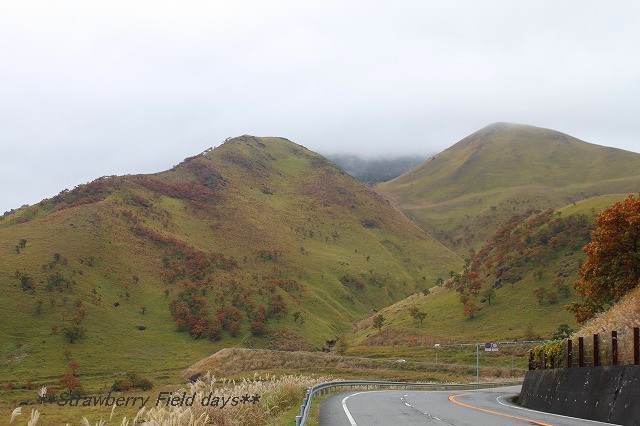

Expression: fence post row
xmin=528 ymin=350 xmax=534 ymax=370
xmin=578 ymin=337 xmax=584 ymax=368
xmin=533 ymin=328 xmax=638 ymax=372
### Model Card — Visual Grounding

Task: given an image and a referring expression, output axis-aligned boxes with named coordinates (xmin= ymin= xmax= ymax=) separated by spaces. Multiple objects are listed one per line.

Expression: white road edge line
xmin=342 ymin=392 xmax=364 ymax=426
xmin=342 ymin=390 xmax=408 ymax=426
xmin=496 ymin=395 xmax=616 ymax=425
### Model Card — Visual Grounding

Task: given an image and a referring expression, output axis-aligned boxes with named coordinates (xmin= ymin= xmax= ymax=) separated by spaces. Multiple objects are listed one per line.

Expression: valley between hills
xmin=2 ymin=123 xmax=640 ymax=424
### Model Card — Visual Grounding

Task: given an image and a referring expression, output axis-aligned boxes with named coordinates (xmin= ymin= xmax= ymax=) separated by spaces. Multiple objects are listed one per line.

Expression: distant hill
xmin=377 ymin=123 xmax=640 ymax=254
xmin=0 ymin=135 xmax=462 ymax=388
xmin=326 ymin=153 xmax=425 ymax=184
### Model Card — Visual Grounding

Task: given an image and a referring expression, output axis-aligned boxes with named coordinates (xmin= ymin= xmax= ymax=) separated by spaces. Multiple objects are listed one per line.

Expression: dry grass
xmin=570 ymin=286 xmax=640 ymax=366
xmin=573 ymin=287 xmax=640 ymax=337
xmin=182 ymin=348 xmax=524 ymax=384
xmin=135 ymin=373 xmax=330 ymax=426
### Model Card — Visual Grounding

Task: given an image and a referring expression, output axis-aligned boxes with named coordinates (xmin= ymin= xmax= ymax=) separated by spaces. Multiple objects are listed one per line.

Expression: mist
xmin=1 ymin=1 xmax=639 ymax=213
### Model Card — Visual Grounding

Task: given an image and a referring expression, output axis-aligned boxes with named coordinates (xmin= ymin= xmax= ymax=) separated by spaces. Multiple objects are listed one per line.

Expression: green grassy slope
xmin=377 ymin=122 xmax=640 ymax=254
xmin=348 ymin=195 xmax=629 ymax=358
xmin=0 ymin=135 xmax=462 ymax=397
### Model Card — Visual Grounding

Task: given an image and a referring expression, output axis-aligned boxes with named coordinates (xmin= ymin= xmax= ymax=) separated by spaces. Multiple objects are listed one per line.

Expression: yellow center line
xmin=449 ymin=393 xmax=553 ymax=426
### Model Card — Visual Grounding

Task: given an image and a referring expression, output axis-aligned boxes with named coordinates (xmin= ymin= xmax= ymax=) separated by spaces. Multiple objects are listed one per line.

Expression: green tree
xmin=552 ymin=324 xmax=574 ymax=340
xmin=20 ymin=274 xmax=33 ymax=291
xmin=63 ymin=324 xmax=85 ymax=343
xmin=482 ymin=287 xmax=496 ymax=305
xmin=335 ymin=334 xmax=350 ymax=355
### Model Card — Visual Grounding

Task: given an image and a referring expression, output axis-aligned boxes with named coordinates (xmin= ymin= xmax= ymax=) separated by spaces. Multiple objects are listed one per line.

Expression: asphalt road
xmin=319 ymin=385 xmax=616 ymax=425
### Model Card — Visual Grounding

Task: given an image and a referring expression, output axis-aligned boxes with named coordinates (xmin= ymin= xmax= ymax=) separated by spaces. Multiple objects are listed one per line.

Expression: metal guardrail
xmin=295 ymin=379 xmax=523 ymax=425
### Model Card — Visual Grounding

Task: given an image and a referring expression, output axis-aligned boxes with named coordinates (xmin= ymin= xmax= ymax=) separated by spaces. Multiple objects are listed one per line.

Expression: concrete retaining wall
xmin=519 ymin=365 xmax=640 ymax=425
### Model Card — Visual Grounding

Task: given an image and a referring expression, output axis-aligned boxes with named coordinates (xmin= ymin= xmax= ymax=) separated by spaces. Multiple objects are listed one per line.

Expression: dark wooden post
xmin=528 ymin=350 xmax=534 ymax=370
xmin=593 ymin=333 xmax=600 ymax=366
xmin=578 ymin=337 xmax=584 ymax=367
xmin=612 ymin=331 xmax=618 ymax=366
xmin=542 ymin=350 xmax=547 ymax=369
xmin=567 ymin=339 xmax=573 ymax=368
xmin=634 ymin=327 xmax=639 ymax=366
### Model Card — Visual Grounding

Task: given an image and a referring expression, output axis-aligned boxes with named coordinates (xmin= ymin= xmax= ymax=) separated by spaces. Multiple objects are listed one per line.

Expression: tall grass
xmin=8 ymin=374 xmax=331 ymax=425
xmin=569 ymin=287 xmax=640 ymax=366
xmin=135 ymin=373 xmax=331 ymax=426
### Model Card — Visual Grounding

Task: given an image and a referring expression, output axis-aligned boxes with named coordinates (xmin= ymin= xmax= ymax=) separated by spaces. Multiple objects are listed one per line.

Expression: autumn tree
xmin=533 ymin=286 xmax=547 ymax=305
xmin=267 ymin=295 xmax=288 ymax=321
xmin=571 ymin=194 xmax=640 ymax=322
xmin=372 ymin=314 xmax=385 ymax=331
xmin=408 ymin=306 xmax=427 ymax=324
xmin=463 ymin=301 xmax=478 ymax=319
xmin=59 ymin=373 xmax=83 ymax=395
xmin=250 ymin=305 xmax=267 ymax=336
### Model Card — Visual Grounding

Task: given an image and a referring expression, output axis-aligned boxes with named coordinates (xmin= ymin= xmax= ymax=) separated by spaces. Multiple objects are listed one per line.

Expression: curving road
xmin=319 ymin=385 xmax=616 ymax=425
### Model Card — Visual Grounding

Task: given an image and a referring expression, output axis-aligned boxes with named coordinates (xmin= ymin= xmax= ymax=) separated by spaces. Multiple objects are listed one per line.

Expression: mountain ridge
xmin=377 ymin=123 xmax=640 ymax=252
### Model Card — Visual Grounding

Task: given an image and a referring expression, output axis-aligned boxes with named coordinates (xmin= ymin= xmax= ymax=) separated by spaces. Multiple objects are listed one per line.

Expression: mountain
xmin=377 ymin=123 xmax=640 ymax=254
xmin=325 ymin=153 xmax=426 ymax=184
xmin=0 ymin=135 xmax=462 ymax=389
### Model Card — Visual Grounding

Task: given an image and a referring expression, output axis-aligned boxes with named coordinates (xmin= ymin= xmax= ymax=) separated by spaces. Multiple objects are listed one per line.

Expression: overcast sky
xmin=1 ymin=1 xmax=639 ymax=213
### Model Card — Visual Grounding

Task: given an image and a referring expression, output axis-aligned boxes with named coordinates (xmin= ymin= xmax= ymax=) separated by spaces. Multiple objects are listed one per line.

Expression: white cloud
xmin=1 ymin=1 xmax=639 ymax=212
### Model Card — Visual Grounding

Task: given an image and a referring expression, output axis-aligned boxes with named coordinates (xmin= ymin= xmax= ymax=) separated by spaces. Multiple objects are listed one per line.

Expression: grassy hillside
xmin=347 ymin=196 xmax=629 ymax=361
xmin=377 ymin=123 xmax=640 ymax=254
xmin=0 ymin=135 xmax=462 ymax=410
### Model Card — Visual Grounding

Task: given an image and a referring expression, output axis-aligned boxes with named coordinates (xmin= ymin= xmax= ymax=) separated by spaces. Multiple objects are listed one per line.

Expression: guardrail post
xmin=593 ymin=334 xmax=600 ymax=366
xmin=634 ymin=327 xmax=639 ymax=365
xmin=578 ymin=337 xmax=584 ymax=367
xmin=612 ymin=331 xmax=618 ymax=365
xmin=567 ymin=339 xmax=572 ymax=368
xmin=295 ymin=415 xmax=301 ymax=425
